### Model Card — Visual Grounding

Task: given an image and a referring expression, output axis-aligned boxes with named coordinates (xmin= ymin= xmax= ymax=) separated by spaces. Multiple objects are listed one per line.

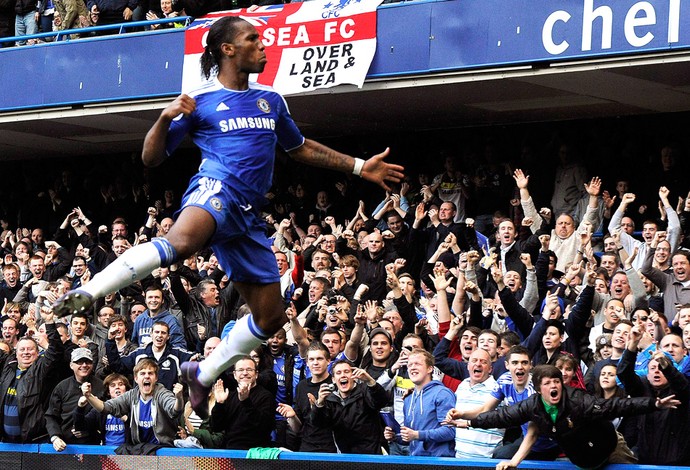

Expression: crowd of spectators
xmin=0 ymin=0 xmax=213 ymax=46
xmin=0 ymin=128 xmax=688 ymax=467
xmin=0 ymin=0 xmax=408 ymax=46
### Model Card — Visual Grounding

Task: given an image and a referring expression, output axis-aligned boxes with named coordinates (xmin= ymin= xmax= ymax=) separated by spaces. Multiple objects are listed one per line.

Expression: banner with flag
xmin=182 ymin=0 xmax=383 ymax=96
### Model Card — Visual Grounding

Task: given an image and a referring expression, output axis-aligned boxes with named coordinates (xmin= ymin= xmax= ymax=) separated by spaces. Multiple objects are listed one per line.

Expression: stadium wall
xmin=3 ymin=0 xmax=690 ymax=112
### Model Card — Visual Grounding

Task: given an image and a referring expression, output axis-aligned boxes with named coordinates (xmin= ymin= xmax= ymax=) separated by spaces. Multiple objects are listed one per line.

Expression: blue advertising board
xmin=373 ymin=0 xmax=690 ymax=75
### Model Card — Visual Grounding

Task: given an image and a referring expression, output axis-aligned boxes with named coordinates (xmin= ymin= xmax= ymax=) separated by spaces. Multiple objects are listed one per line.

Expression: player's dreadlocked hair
xmin=200 ymin=16 xmax=246 ymax=80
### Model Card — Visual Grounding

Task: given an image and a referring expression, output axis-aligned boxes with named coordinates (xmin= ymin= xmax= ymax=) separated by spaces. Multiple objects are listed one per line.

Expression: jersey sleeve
xmin=274 ymin=95 xmax=305 ymax=152
xmin=165 ymin=112 xmax=194 ymax=156
xmin=490 ymin=379 xmax=506 ymax=401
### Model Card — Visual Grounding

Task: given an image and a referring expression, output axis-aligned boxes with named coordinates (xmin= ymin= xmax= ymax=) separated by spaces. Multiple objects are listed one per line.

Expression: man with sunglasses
xmin=45 ymin=348 xmax=104 ymax=450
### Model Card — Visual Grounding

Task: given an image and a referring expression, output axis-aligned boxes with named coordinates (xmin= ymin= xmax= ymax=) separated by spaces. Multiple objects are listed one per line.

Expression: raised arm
xmin=623 ymin=248 xmax=648 ymax=311
xmin=286 ymin=302 xmax=309 ymax=359
xmin=518 ymin=253 xmax=539 ymax=313
xmin=142 ymin=94 xmax=196 ymax=168
xmin=617 ymin=326 xmax=646 ymax=397
xmin=451 ymin=270 xmax=467 ymax=319
xmin=608 ymin=193 xmax=640 ymax=253
xmin=432 ymin=318 xmax=468 ymax=380
xmin=273 ymin=219 xmax=293 ymax=253
xmin=344 ymin=305 xmax=367 ymax=362
xmin=289 ymin=140 xmax=404 ymax=192
xmin=564 ymin=269 xmax=595 ymax=342
xmin=372 ymin=195 xmax=394 ymax=222
xmin=514 ymin=169 xmax=542 ymax=233
xmin=496 ymin=281 xmax=534 ymax=339
xmin=393 ymin=188 xmax=409 ymax=218
xmin=431 ymin=268 xmax=453 ymax=323
xmin=40 ymin=307 xmax=64 ymax=366
xmin=81 ymin=382 xmax=106 ymax=413
xmin=464 ymin=250 xmax=480 ymax=286
xmin=585 ymin=176 xmax=602 ymax=211
xmin=660 ymin=186 xmax=682 ymax=251
xmin=521 ymin=294 xmax=554 ymax=356
xmin=640 ymin=232 xmax=669 ymax=291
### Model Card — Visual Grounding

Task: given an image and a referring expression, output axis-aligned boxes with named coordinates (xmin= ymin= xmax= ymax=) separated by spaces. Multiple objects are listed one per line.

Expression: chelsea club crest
xmin=257 ymin=98 xmax=271 ymax=113
xmin=210 ymin=197 xmax=223 ymax=211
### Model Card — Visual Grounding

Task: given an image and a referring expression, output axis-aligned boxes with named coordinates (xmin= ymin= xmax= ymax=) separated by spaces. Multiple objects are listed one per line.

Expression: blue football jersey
xmin=167 ymin=79 xmax=305 ymax=203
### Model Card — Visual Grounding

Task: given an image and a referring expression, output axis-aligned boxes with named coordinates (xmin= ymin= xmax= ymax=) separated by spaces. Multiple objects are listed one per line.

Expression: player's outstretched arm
xmin=289 ymin=139 xmax=404 ymax=191
xmin=142 ymin=94 xmax=196 ymax=168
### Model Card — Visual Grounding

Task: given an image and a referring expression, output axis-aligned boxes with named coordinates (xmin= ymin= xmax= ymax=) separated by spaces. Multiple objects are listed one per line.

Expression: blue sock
xmin=151 ymin=237 xmax=178 ymax=267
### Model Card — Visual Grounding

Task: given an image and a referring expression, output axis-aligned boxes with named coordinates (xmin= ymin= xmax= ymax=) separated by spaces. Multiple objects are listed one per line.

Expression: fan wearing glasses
xmin=209 ymin=356 xmax=275 ymax=450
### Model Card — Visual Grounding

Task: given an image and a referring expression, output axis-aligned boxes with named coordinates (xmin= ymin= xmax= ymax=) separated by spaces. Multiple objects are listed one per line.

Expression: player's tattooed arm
xmin=290 ymin=139 xmax=404 ymax=192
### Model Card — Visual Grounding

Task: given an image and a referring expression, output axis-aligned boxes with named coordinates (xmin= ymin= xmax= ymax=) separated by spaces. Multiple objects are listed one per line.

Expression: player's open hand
xmin=361 ymin=148 xmax=404 ymax=192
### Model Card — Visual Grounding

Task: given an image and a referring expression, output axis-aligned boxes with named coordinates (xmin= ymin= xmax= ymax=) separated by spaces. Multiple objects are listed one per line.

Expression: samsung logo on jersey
xmin=219 ymin=117 xmax=276 ymax=132
xmin=105 ymin=422 xmax=125 ymax=432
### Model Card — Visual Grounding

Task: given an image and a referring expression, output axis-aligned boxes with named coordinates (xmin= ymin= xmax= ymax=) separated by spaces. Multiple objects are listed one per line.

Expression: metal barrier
xmin=0 ymin=16 xmax=191 ymax=46
xmin=0 ymin=443 xmax=679 ymax=470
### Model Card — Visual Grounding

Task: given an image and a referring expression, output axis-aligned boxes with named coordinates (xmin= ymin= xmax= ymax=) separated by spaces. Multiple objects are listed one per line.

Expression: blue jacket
xmin=132 ymin=310 xmax=186 ymax=349
xmin=403 ymin=380 xmax=456 ymax=457
xmin=106 ymin=340 xmax=195 ymax=391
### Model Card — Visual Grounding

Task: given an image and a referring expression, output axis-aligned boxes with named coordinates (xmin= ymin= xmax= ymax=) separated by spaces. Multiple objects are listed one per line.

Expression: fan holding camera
xmin=310 ymin=359 xmax=388 ymax=454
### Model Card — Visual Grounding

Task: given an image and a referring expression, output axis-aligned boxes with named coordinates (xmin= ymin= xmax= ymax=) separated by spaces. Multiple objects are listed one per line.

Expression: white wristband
xmin=352 ymin=158 xmax=365 ymax=177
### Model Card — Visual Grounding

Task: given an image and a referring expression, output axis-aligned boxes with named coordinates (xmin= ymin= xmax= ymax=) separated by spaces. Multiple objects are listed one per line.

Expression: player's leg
xmin=180 ymin=192 xmax=285 ymax=417
xmin=198 ymin=281 xmax=286 ymax=381
xmin=53 ymin=206 xmax=215 ymax=317
xmin=182 ymin=281 xmax=286 ymax=417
